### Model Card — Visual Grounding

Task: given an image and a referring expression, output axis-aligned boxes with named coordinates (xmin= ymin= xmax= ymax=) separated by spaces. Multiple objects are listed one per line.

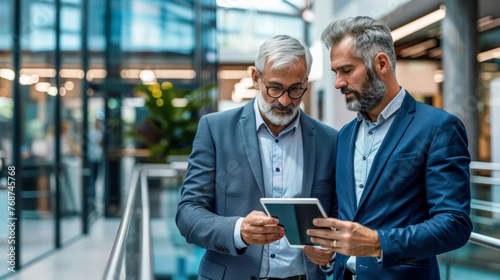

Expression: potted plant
xmin=128 ymin=81 xmax=215 ymax=163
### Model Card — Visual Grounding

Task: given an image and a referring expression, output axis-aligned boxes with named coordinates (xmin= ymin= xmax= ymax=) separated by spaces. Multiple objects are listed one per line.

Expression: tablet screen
xmin=260 ymin=198 xmax=329 ymax=248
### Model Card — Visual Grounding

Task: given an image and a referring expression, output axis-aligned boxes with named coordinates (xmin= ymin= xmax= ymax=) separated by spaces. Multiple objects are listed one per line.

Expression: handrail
xmin=469 ymin=232 xmax=500 ymax=251
xmin=470 ymin=161 xmax=500 ymax=171
xmin=467 ymin=161 xmax=500 ymax=251
xmin=102 ymin=164 xmax=154 ymax=280
xmin=102 ymin=163 xmax=185 ymax=280
xmin=102 ymin=166 xmax=141 ymax=280
xmin=140 ymin=172 xmax=154 ymax=280
xmin=471 ymin=199 xmax=500 ymax=214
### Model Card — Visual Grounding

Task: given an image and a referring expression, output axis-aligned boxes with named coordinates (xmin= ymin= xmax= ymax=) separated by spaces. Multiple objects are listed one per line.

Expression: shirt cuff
xmin=320 ymin=253 xmax=336 ymax=272
xmin=376 ymin=249 xmax=383 ymax=263
xmin=234 ymin=217 xmax=247 ymax=249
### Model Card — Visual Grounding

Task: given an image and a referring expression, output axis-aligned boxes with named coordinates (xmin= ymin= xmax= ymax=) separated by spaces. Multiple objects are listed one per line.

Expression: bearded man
xmin=177 ymin=34 xmax=338 ymax=280
xmin=303 ymin=16 xmax=472 ymax=280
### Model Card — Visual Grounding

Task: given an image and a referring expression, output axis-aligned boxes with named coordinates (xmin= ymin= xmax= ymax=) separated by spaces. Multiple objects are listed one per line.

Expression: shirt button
xmin=276 ymin=167 xmax=280 ymax=172
xmin=271 ymin=254 xmax=276 ymax=258
xmin=275 ymin=139 xmax=279 ymax=143
xmin=363 ymin=156 xmax=367 ymax=160
xmin=368 ymin=131 xmax=373 ymax=135
xmin=359 ymin=184 xmax=364 ymax=188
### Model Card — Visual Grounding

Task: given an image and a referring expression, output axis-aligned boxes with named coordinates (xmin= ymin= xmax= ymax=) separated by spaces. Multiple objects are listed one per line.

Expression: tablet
xmin=260 ymin=198 xmax=329 ymax=249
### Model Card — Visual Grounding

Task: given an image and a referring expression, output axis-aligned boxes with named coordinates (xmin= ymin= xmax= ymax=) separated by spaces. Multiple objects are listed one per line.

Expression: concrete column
xmin=442 ymin=0 xmax=479 ymax=160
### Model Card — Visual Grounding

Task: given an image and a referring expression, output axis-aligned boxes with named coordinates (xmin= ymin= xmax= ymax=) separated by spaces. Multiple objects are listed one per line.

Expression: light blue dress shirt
xmin=233 ymin=99 xmax=305 ymax=278
xmin=346 ymin=87 xmax=406 ymax=273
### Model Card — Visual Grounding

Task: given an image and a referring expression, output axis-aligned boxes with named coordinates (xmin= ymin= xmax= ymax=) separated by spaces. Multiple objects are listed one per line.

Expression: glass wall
xmin=216 ymin=0 xmax=310 ymax=112
xmin=0 ymin=0 xmax=15 ymax=275
xmin=0 ymin=0 xmax=217 ymax=277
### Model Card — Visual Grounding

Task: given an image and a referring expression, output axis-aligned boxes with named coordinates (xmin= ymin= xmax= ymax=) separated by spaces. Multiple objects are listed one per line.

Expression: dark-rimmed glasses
xmin=258 ymin=71 xmax=308 ymax=99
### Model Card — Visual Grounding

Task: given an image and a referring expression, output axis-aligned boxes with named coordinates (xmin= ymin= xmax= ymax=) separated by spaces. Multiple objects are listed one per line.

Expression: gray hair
xmin=255 ymin=35 xmax=313 ymax=76
xmin=321 ymin=16 xmax=396 ymax=75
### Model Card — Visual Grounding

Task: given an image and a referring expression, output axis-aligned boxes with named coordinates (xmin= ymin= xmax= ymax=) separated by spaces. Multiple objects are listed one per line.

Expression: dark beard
xmin=341 ymin=68 xmax=386 ymax=112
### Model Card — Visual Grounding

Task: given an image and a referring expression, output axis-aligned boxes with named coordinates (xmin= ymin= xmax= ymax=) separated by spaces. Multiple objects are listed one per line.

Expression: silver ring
xmin=333 ymin=240 xmax=337 ymax=248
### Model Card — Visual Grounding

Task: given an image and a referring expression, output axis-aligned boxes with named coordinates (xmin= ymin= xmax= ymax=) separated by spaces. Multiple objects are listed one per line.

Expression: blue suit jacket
xmin=334 ymin=92 xmax=472 ymax=280
xmin=176 ymin=99 xmax=338 ymax=280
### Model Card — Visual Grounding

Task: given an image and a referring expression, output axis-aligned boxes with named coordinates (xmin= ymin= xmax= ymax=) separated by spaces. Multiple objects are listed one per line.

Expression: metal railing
xmin=468 ymin=161 xmax=500 ymax=251
xmin=441 ymin=161 xmax=500 ymax=280
xmin=102 ymin=163 xmax=183 ymax=280
xmin=102 ymin=161 xmax=500 ymax=279
xmin=469 ymin=232 xmax=500 ymax=251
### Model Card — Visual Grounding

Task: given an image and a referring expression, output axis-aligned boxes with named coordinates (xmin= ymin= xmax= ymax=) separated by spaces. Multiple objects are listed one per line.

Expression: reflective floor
xmin=1 ymin=218 xmax=120 ymax=280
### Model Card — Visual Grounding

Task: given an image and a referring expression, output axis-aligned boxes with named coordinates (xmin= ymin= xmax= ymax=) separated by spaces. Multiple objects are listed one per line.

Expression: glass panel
xmin=61 ymin=0 xmax=83 ymax=244
xmin=438 ymin=243 xmax=500 ymax=279
xmin=88 ymin=0 xmax=106 ymax=52
xmin=0 ymin=0 xmax=13 ymax=262
xmin=19 ymin=0 xmax=57 ymax=266
xmin=216 ymin=0 xmax=299 ymax=14
xmin=122 ymin=0 xmax=195 ymax=53
xmin=0 ymin=1 xmax=11 ymax=50
xmin=218 ymin=9 xmax=305 ymax=53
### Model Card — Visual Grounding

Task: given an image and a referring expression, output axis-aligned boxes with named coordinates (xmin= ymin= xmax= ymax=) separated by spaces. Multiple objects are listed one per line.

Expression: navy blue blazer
xmin=334 ymin=92 xmax=472 ymax=279
xmin=176 ymin=99 xmax=338 ymax=280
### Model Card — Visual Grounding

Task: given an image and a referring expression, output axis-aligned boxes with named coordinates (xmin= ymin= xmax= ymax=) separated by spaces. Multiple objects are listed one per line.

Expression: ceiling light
xmin=0 ymin=69 xmax=15 ymax=81
xmin=35 ymin=82 xmax=52 ymax=92
xmin=155 ymin=69 xmax=196 ymax=79
xmin=477 ymin=47 xmax=500 ymax=62
xmin=400 ymin=39 xmax=438 ymax=57
xmin=477 ymin=15 xmax=500 ymax=32
xmin=60 ymin=69 xmax=85 ymax=79
xmin=140 ymin=70 xmax=156 ymax=84
xmin=21 ymin=68 xmax=56 ymax=78
xmin=428 ymin=47 xmax=442 ymax=58
xmin=302 ymin=8 xmax=314 ymax=22
xmin=219 ymin=70 xmax=250 ymax=79
xmin=47 ymin=87 xmax=58 ymax=96
xmin=391 ymin=6 xmax=446 ymax=42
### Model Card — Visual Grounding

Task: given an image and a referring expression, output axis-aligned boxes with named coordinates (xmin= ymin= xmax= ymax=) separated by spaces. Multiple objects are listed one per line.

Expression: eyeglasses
xmin=258 ymin=71 xmax=307 ymax=99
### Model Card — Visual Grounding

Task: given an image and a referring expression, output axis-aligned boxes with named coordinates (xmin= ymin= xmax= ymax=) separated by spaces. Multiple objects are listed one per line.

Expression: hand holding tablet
xmin=260 ymin=198 xmax=330 ymax=249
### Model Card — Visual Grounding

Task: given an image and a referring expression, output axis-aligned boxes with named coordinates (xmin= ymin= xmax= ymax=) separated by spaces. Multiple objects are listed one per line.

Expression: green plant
xmin=128 ymin=82 xmax=214 ymax=163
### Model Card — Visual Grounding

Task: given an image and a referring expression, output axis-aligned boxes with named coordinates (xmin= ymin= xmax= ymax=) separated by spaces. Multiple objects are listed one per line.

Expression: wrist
xmin=372 ymin=229 xmax=381 ymax=257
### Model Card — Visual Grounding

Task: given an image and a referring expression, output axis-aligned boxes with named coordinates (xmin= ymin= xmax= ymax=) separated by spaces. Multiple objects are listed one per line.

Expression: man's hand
xmin=307 ymin=218 xmax=381 ymax=257
xmin=302 ymin=246 xmax=335 ymax=266
xmin=241 ymin=210 xmax=285 ymax=245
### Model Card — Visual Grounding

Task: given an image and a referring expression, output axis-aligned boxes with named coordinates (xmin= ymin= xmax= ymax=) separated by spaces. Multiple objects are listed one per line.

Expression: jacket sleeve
xmin=176 ymin=116 xmax=242 ymax=256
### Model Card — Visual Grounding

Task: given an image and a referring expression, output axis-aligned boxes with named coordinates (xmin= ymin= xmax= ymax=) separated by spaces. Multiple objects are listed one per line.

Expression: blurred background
xmin=0 ymin=0 xmax=499 ymax=279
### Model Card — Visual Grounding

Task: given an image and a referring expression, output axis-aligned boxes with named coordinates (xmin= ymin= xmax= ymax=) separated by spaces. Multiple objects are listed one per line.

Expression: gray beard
xmin=342 ymin=68 xmax=386 ymax=112
xmin=257 ymin=89 xmax=299 ymax=126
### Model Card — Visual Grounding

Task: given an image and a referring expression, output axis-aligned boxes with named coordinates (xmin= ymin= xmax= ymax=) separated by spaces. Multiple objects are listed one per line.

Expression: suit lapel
xmin=240 ymin=100 xmax=266 ymax=196
xmin=300 ymin=113 xmax=315 ymax=197
xmin=344 ymin=120 xmax=360 ymax=221
xmin=354 ymin=93 xmax=416 ymax=218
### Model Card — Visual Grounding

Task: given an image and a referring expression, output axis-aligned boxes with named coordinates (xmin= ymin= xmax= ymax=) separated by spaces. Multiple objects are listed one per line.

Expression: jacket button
xmin=340 ymin=263 xmax=344 ymax=270
xmin=251 ymin=277 xmax=258 ymax=280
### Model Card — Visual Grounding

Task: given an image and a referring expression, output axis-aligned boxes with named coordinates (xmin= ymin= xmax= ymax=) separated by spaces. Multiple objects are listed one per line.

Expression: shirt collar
xmin=357 ymin=86 xmax=406 ymax=125
xmin=253 ymin=98 xmax=301 ymax=137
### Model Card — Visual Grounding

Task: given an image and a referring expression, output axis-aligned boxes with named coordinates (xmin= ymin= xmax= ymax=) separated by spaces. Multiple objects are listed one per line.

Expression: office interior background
xmin=0 ymin=0 xmax=499 ymax=279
